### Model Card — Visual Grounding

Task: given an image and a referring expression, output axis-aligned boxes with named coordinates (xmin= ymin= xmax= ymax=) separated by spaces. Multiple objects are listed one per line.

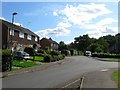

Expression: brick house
xmin=40 ymin=38 xmax=58 ymax=51
xmin=1 ymin=19 xmax=40 ymax=51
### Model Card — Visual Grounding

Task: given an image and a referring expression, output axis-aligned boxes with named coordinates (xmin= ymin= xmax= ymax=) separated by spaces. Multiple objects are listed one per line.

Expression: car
xmin=84 ymin=51 xmax=92 ymax=56
xmin=13 ymin=51 xmax=30 ymax=60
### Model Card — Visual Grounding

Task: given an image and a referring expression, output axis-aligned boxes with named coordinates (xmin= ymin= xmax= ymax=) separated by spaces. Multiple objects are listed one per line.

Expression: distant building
xmin=40 ymin=38 xmax=58 ymax=51
xmin=1 ymin=19 xmax=40 ymax=51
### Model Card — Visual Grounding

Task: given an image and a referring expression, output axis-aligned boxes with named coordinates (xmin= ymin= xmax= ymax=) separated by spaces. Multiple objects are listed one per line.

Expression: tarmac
xmin=1 ymin=57 xmax=119 ymax=89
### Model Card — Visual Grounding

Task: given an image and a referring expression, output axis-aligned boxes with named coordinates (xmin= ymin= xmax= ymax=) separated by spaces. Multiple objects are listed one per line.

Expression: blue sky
xmin=1 ymin=2 xmax=118 ymax=44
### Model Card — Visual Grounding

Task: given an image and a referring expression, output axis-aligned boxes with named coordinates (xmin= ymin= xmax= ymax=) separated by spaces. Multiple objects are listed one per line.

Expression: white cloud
xmin=56 ymin=3 xmax=117 ymax=39
xmin=53 ymin=11 xmax=58 ymax=16
xmin=59 ymin=3 xmax=112 ymax=26
xmin=96 ymin=18 xmax=118 ymax=26
xmin=36 ymin=3 xmax=117 ymax=40
xmin=57 ymin=22 xmax=71 ymax=28
xmin=85 ymin=26 xmax=118 ymax=39
xmin=35 ymin=26 xmax=71 ymax=38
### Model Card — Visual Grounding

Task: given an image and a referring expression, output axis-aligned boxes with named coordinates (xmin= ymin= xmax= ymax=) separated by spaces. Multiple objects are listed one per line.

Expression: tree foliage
xmin=68 ymin=33 xmax=120 ymax=54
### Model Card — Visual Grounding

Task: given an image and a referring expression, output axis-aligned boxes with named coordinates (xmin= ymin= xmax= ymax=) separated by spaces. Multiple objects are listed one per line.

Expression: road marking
xmin=61 ymin=78 xmax=81 ymax=88
xmin=80 ymin=76 xmax=85 ymax=90
xmin=61 ymin=75 xmax=85 ymax=89
xmin=100 ymin=69 xmax=109 ymax=72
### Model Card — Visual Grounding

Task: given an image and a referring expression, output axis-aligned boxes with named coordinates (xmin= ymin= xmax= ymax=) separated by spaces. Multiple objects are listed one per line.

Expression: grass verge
xmin=104 ymin=58 xmax=120 ymax=61
xmin=112 ymin=70 xmax=120 ymax=89
xmin=29 ymin=56 xmax=44 ymax=61
xmin=13 ymin=60 xmax=37 ymax=68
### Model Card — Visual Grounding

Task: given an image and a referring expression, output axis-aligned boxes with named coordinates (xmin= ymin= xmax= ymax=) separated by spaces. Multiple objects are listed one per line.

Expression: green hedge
xmin=92 ymin=53 xmax=120 ymax=58
xmin=1 ymin=49 xmax=12 ymax=72
xmin=0 ymin=49 xmax=11 ymax=55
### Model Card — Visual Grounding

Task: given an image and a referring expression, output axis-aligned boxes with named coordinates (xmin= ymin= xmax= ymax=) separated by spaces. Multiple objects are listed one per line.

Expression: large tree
xmin=58 ymin=41 xmax=68 ymax=51
xmin=74 ymin=34 xmax=92 ymax=52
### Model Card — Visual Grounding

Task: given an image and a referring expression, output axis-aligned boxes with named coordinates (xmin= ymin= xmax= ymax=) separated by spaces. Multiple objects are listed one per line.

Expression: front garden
xmin=1 ymin=48 xmax=65 ymax=72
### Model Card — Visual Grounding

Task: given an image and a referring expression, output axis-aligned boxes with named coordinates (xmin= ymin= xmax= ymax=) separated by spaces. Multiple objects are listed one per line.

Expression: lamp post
xmin=11 ymin=12 xmax=17 ymax=51
xmin=10 ymin=12 xmax=17 ymax=71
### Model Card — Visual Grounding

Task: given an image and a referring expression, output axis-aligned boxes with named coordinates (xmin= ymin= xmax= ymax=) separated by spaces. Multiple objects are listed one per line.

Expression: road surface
xmin=3 ymin=56 xmax=118 ymax=88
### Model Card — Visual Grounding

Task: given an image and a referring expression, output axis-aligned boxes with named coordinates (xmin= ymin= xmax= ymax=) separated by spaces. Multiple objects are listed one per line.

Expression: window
xmin=27 ymin=35 xmax=31 ymax=40
xmin=9 ymin=28 xmax=14 ymax=36
xmin=19 ymin=32 xmax=24 ymax=38
xmin=35 ymin=37 xmax=38 ymax=42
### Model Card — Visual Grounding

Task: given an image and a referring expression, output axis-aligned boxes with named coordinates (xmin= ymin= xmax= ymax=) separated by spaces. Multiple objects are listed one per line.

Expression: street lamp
xmin=10 ymin=12 xmax=17 ymax=71
xmin=11 ymin=12 xmax=17 ymax=52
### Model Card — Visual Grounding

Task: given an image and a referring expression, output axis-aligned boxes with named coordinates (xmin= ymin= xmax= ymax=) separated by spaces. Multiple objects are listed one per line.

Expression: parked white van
xmin=85 ymin=51 xmax=92 ymax=56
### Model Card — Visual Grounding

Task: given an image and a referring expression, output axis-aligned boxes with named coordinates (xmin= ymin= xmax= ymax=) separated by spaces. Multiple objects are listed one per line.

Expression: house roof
xmin=1 ymin=19 xmax=39 ymax=37
xmin=40 ymin=38 xmax=58 ymax=45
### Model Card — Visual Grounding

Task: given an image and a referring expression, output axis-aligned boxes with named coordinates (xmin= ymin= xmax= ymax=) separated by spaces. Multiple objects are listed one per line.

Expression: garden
xmin=1 ymin=48 xmax=65 ymax=72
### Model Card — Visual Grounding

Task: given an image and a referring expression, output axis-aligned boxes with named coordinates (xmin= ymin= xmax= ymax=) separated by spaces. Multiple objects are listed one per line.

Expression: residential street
xmin=3 ymin=56 xmax=118 ymax=88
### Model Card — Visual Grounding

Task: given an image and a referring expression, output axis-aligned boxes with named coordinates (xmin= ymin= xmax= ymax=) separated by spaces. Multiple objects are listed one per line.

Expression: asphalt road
xmin=3 ymin=56 xmax=118 ymax=88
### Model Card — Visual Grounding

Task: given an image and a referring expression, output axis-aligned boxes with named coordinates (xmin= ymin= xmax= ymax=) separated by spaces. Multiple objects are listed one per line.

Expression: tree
xmin=87 ymin=43 xmax=104 ymax=53
xmin=58 ymin=41 xmax=68 ymax=51
xmin=74 ymin=34 xmax=92 ymax=52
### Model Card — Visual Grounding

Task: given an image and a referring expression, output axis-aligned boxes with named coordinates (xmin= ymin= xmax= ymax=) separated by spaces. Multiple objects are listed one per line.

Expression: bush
xmin=51 ymin=51 xmax=61 ymax=56
xmin=1 ymin=49 xmax=12 ymax=72
xmin=44 ymin=54 xmax=53 ymax=62
xmin=0 ymin=49 xmax=11 ymax=55
xmin=61 ymin=50 xmax=70 ymax=56
xmin=24 ymin=47 xmax=35 ymax=56
xmin=37 ymin=49 xmax=46 ymax=54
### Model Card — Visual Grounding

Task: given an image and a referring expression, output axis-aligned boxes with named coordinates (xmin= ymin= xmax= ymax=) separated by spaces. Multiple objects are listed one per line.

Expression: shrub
xmin=1 ymin=49 xmax=12 ymax=72
xmin=44 ymin=54 xmax=53 ymax=62
xmin=37 ymin=49 xmax=46 ymax=54
xmin=51 ymin=51 xmax=61 ymax=56
xmin=24 ymin=47 xmax=35 ymax=56
xmin=61 ymin=50 xmax=70 ymax=56
xmin=0 ymin=49 xmax=11 ymax=55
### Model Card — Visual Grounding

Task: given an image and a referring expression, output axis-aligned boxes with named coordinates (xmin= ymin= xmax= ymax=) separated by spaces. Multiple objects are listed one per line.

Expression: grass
xmin=103 ymin=58 xmax=120 ymax=61
xmin=12 ymin=60 xmax=37 ymax=68
xmin=29 ymin=56 xmax=44 ymax=61
xmin=112 ymin=70 xmax=120 ymax=89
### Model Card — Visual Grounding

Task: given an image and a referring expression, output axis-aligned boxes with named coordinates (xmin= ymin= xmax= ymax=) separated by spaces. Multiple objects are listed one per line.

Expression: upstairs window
xmin=9 ymin=28 xmax=14 ymax=36
xmin=35 ymin=37 xmax=38 ymax=42
xmin=19 ymin=32 xmax=24 ymax=38
xmin=27 ymin=35 xmax=31 ymax=40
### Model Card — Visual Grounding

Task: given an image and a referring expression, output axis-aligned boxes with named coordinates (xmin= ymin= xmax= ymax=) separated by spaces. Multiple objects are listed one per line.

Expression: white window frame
xmin=9 ymin=28 xmax=14 ymax=36
xmin=27 ymin=34 xmax=31 ymax=40
xmin=35 ymin=37 xmax=38 ymax=42
xmin=19 ymin=32 xmax=24 ymax=38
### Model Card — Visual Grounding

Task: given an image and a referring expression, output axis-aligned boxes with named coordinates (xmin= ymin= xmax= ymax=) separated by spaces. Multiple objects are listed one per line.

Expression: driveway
xmin=3 ymin=56 xmax=118 ymax=88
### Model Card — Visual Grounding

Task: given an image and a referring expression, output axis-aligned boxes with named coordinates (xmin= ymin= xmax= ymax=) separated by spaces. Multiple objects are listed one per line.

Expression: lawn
xmin=104 ymin=58 xmax=120 ymax=61
xmin=12 ymin=60 xmax=37 ymax=68
xmin=29 ymin=56 xmax=44 ymax=61
xmin=112 ymin=70 xmax=120 ymax=89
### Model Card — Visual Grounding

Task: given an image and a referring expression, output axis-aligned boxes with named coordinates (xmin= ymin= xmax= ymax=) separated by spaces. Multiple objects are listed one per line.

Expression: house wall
xmin=40 ymin=39 xmax=51 ymax=49
xmin=2 ymin=22 xmax=40 ymax=51
xmin=2 ymin=24 xmax=8 ymax=49
xmin=40 ymin=38 xmax=58 ymax=51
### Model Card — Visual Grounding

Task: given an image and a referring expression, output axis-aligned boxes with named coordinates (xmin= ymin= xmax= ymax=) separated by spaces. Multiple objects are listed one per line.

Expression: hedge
xmin=92 ymin=53 xmax=120 ymax=58
xmin=1 ymin=49 xmax=12 ymax=72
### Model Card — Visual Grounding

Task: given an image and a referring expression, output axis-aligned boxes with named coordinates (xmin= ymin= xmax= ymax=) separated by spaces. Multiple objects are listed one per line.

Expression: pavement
xmin=1 ymin=56 xmax=119 ymax=89
xmin=60 ymin=68 xmax=118 ymax=89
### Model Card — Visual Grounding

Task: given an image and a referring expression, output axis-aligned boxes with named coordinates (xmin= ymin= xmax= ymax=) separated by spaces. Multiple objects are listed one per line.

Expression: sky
xmin=1 ymin=1 xmax=118 ymax=44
